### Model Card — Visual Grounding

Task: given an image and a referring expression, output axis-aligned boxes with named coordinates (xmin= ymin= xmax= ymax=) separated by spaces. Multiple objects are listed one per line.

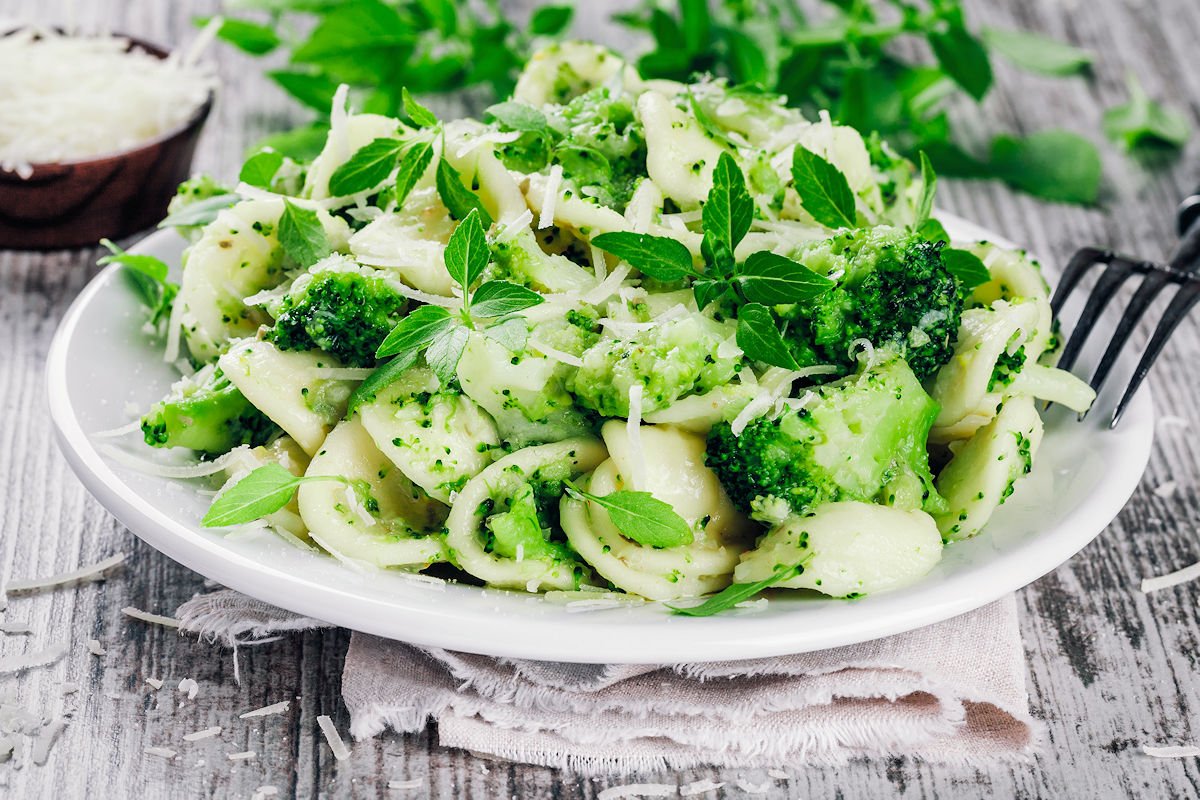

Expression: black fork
xmin=1049 ymin=184 xmax=1200 ymax=428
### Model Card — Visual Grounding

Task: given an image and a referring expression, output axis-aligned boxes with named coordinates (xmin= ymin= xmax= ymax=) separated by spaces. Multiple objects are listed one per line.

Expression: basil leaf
xmin=470 ymin=280 xmax=544 ymax=318
xmin=989 ymin=131 xmax=1101 ymax=205
xmin=529 ymin=5 xmax=573 ymax=36
xmin=565 ymin=483 xmax=693 ymax=549
xmin=917 ymin=217 xmax=951 ymax=245
xmin=195 ymin=16 xmax=280 ymax=55
xmin=98 ymin=238 xmax=168 ymax=284
xmin=1103 ymin=75 xmax=1190 ymax=152
xmin=402 ymin=87 xmax=439 ymax=128
xmin=913 ymin=151 xmax=936 ymax=231
xmin=444 ymin=208 xmax=490 ymax=292
xmin=425 ymin=323 xmax=470 ymax=385
xmin=693 ymin=278 xmax=733 ymax=311
xmin=982 ymin=28 xmax=1093 ymax=77
xmin=927 ymin=23 xmax=993 ymax=101
xmin=701 ymin=151 xmax=754 ymax=272
xmin=393 ymin=139 xmax=435 ymax=208
xmin=238 ymin=149 xmax=284 ymax=189
xmin=254 ymin=122 xmax=329 ymax=162
xmin=736 ymin=251 xmax=834 ymax=304
xmin=202 ymin=464 xmax=303 ymax=527
xmin=292 ymin=0 xmax=410 ymax=63
xmin=679 ymin=0 xmax=711 ymax=56
xmin=347 ymin=350 xmax=419 ymax=415
xmin=486 ymin=101 xmax=548 ymax=133
xmin=328 ymin=137 xmax=405 ymax=196
xmin=590 ymin=231 xmax=696 ymax=282
xmin=736 ymin=303 xmax=801 ymax=369
xmin=157 ymin=193 xmax=239 ymax=229
xmin=943 ymin=248 xmax=991 ymax=288
xmin=791 ymin=145 xmax=857 ymax=229
xmin=375 ymin=304 xmax=455 ymax=358
xmin=670 ymin=561 xmax=807 ymax=617
xmin=436 ymin=158 xmax=494 ymax=227
xmin=481 ymin=316 xmax=529 ymax=353
xmin=278 ymin=200 xmax=331 ymax=267
xmin=268 ymin=70 xmax=340 ymax=112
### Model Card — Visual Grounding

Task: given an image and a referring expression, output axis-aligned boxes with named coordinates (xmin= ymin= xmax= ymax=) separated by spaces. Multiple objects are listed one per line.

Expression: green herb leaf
xmin=736 ymin=251 xmax=835 ymax=304
xmin=254 ymin=122 xmax=329 ymax=162
xmin=736 ymin=303 xmax=801 ymax=369
xmin=481 ymin=316 xmax=529 ymax=353
xmin=402 ymin=87 xmax=439 ymax=128
xmin=927 ymin=23 xmax=993 ymax=101
xmin=98 ymin=238 xmax=168 ymax=284
xmin=702 ymin=152 xmax=754 ymax=272
xmin=443 ymin=208 xmax=490 ymax=292
xmin=328 ymin=137 xmax=405 ymax=196
xmin=436 ymin=158 xmax=494 ymax=227
xmin=981 ymin=28 xmax=1093 ymax=76
xmin=943 ymin=248 xmax=991 ymax=288
xmin=1103 ymin=74 xmax=1191 ymax=152
xmin=989 ymin=130 xmax=1101 ymax=205
xmin=425 ymin=323 xmax=470 ymax=384
xmin=202 ymin=464 xmax=303 ymax=527
xmin=157 ymin=193 xmax=239 ymax=229
xmin=393 ymin=139 xmax=435 ymax=208
xmin=470 ymin=280 xmax=544 ymax=318
xmin=693 ymin=278 xmax=733 ymax=311
xmin=292 ymin=0 xmax=410 ymax=64
xmin=565 ymin=482 xmax=693 ymax=549
xmin=278 ymin=200 xmax=331 ymax=267
xmin=590 ymin=231 xmax=696 ymax=282
xmin=670 ymin=560 xmax=808 ymax=617
xmin=485 ymin=101 xmax=548 ymax=133
xmin=268 ymin=70 xmax=340 ymax=112
xmin=376 ymin=304 xmax=455 ymax=358
xmin=195 ymin=16 xmax=280 ymax=55
xmin=238 ymin=149 xmax=284 ymax=189
xmin=99 ymin=237 xmax=177 ymax=322
xmin=791 ymin=145 xmax=857 ymax=229
xmin=529 ymin=5 xmax=573 ymax=36
xmin=913 ymin=151 xmax=936 ymax=231
xmin=916 ymin=217 xmax=951 ymax=245
xmin=347 ymin=350 xmax=419 ymax=415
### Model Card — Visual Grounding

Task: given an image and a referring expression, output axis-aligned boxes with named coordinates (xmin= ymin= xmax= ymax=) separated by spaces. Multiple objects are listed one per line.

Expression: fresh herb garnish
xmin=327 ymin=137 xmax=406 ymax=196
xmin=157 ymin=193 xmax=239 ymax=229
xmin=736 ymin=251 xmax=835 ymax=306
xmin=99 ymin=238 xmax=178 ymax=326
xmin=913 ymin=151 xmax=936 ymax=232
xmin=589 ymin=232 xmax=697 ymax=283
xmin=942 ymin=248 xmax=991 ymax=288
xmin=278 ymin=200 xmax=331 ymax=267
xmin=791 ymin=145 xmax=857 ymax=229
xmin=202 ymin=464 xmax=367 ymax=528
xmin=735 ymin=303 xmax=802 ymax=370
xmin=238 ymin=149 xmax=284 ymax=189
xmin=401 ymin=87 xmax=439 ymax=129
xmin=436 ymin=158 xmax=494 ymax=228
xmin=393 ymin=139 xmax=435 ymax=207
xmin=981 ymin=27 xmax=1093 ymax=76
xmin=701 ymin=152 xmax=754 ymax=273
xmin=670 ymin=558 xmax=811 ymax=617
xmin=563 ymin=480 xmax=692 ymax=549
xmin=1103 ymin=74 xmax=1191 ymax=152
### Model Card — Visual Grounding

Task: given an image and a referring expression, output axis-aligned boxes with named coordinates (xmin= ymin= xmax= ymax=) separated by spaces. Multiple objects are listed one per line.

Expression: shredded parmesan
xmin=767 ymin=769 xmax=789 ymax=780
xmin=100 ymin=443 xmax=249 ymax=479
xmin=144 ymin=746 xmax=178 ymax=760
xmin=227 ymin=750 xmax=257 ymax=761
xmin=580 ymin=263 xmax=632 ymax=305
xmin=626 ymin=384 xmax=646 ymax=490
xmin=454 ymin=129 xmax=521 ymax=159
xmin=1141 ymin=562 xmax=1200 ymax=593
xmin=5 ymin=552 xmax=125 ymax=593
xmin=598 ymin=784 xmax=676 ymax=800
xmin=31 ymin=718 xmax=67 ymax=765
xmin=146 ymin=677 xmax=164 ymax=690
xmin=849 ymin=337 xmax=877 ymax=367
xmin=0 ymin=622 xmax=31 ymax=634
xmin=495 ymin=209 xmax=534 ymax=243
xmin=317 ymin=715 xmax=351 ymax=761
xmin=183 ymin=726 xmax=222 ymax=742
xmin=736 ymin=779 xmax=773 ymax=794
xmin=538 ymin=164 xmax=564 ymax=229
xmin=177 ymin=678 xmax=199 ymax=700
xmin=1153 ymin=481 xmax=1179 ymax=499
xmin=122 ymin=606 xmax=181 ymax=629
xmin=342 ymin=484 xmax=377 ymax=528
xmin=681 ymin=779 xmax=725 ymax=795
xmin=240 ymin=700 xmax=290 ymax=719
xmin=164 ymin=287 xmax=185 ymax=363
xmin=730 ymin=391 xmax=775 ymax=437
xmin=90 ymin=419 xmax=144 ymax=439
xmin=86 ymin=639 xmax=106 ymax=656
xmin=565 ymin=599 xmax=624 ymax=613
xmin=388 ymin=778 xmax=424 ymax=790
xmin=530 ymin=341 xmax=584 ymax=367
xmin=590 ymin=243 xmax=609 ymax=282
xmin=1144 ymin=745 xmax=1200 ymax=758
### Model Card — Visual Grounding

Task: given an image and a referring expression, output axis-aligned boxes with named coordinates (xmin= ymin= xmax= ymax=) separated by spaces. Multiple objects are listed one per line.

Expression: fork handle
xmin=1169 ymin=185 xmax=1200 ymax=271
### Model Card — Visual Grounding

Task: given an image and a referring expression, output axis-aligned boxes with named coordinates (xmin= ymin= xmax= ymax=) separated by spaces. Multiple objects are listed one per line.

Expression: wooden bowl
xmin=0 ymin=35 xmax=214 ymax=250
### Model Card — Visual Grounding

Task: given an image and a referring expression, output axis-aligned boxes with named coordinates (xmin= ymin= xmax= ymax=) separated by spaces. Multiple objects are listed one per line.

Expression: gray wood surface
xmin=2 ymin=0 xmax=1200 ymax=797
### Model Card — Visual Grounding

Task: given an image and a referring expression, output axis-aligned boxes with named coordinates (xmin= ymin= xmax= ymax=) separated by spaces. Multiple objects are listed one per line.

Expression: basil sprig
xmin=670 ymin=557 xmax=812 ymax=617
xmin=563 ymin=480 xmax=692 ymax=549
xmin=202 ymin=464 xmax=369 ymax=528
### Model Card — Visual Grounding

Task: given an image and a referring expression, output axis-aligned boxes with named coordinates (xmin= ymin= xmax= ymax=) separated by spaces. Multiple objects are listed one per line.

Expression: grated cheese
xmin=564 ymin=599 xmax=623 ymax=613
xmin=31 ymin=718 xmax=67 ymax=765
xmin=681 ymin=779 xmax=725 ymax=795
xmin=538 ymin=164 xmax=564 ymax=229
xmin=183 ymin=726 xmax=222 ymax=742
xmin=590 ymin=243 xmax=609 ymax=282
xmin=1144 ymin=745 xmax=1200 ymax=758
xmin=1141 ymin=562 xmax=1200 ymax=594
xmin=100 ymin=443 xmax=250 ymax=479
xmin=252 ymin=787 xmax=280 ymax=800
xmin=240 ymin=700 xmax=290 ymax=719
xmin=736 ymin=778 xmax=773 ymax=794
xmin=1153 ymin=481 xmax=1179 ymax=499
xmin=86 ymin=639 xmax=106 ymax=656
xmin=5 ymin=552 xmax=125 ymax=594
xmin=144 ymin=746 xmax=178 ymax=760
xmin=122 ymin=606 xmax=181 ymax=628
xmin=530 ymin=341 xmax=584 ymax=368
xmin=91 ymin=419 xmax=144 ymax=439
xmin=0 ymin=622 xmax=31 ymax=635
xmin=164 ymin=287 xmax=185 ymax=363
xmin=0 ymin=30 xmax=216 ymax=176
xmin=396 ymin=572 xmax=447 ymax=591
xmin=598 ymin=784 xmax=676 ymax=800
xmin=177 ymin=678 xmax=200 ymax=700
xmin=227 ymin=750 xmax=257 ymax=761
xmin=388 ymin=778 xmax=424 ymax=790
xmin=626 ymin=384 xmax=646 ymax=491
xmin=146 ymin=677 xmax=164 ymax=690
xmin=495 ymin=208 xmax=534 ymax=243
xmin=580 ymin=263 xmax=632 ymax=306
xmin=317 ymin=715 xmax=351 ymax=761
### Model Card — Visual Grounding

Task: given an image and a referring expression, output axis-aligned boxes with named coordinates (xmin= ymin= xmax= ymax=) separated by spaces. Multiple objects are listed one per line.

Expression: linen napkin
xmin=176 ymin=589 xmax=1038 ymax=772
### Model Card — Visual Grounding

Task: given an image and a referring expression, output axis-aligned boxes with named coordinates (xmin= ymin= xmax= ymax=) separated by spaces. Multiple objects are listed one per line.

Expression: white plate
xmin=46 ymin=216 xmax=1154 ymax=663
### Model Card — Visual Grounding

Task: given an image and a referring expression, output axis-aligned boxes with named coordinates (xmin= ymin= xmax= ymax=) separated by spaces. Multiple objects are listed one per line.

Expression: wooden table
xmin=3 ymin=1 xmax=1199 ymax=797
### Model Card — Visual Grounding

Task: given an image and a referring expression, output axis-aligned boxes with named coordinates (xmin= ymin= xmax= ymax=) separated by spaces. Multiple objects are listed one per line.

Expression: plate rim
xmin=45 ymin=215 xmax=1156 ymax=663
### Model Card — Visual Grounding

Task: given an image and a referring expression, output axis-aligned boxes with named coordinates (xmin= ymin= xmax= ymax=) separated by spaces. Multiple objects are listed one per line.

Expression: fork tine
xmin=1111 ymin=279 xmax=1200 ymax=427
xmin=1051 ymin=247 xmax=1110 ymax=317
xmin=1086 ymin=270 xmax=1175 ymax=399
xmin=1055 ymin=259 xmax=1138 ymax=373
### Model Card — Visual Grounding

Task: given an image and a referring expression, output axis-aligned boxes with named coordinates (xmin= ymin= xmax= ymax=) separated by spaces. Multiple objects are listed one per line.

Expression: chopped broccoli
xmin=864 ymin=132 xmax=915 ymax=209
xmin=780 ymin=226 xmax=963 ymax=382
xmin=486 ymin=482 xmax=575 ymax=562
xmin=267 ymin=268 xmax=406 ymax=367
xmin=705 ymin=358 xmax=945 ymax=519
xmin=568 ymin=313 xmax=740 ymax=417
xmin=988 ymin=345 xmax=1026 ymax=392
xmin=141 ymin=366 xmax=277 ymax=456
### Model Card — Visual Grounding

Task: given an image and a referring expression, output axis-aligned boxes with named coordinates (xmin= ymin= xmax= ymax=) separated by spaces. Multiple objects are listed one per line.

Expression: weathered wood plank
xmin=2 ymin=0 xmax=1200 ymax=797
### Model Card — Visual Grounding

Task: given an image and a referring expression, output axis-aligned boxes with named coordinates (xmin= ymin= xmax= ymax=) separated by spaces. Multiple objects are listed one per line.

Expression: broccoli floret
xmin=706 ymin=358 xmax=945 ymax=518
xmin=568 ymin=313 xmax=740 ymax=417
xmin=141 ymin=366 xmax=277 ymax=456
xmin=267 ymin=269 xmax=406 ymax=367
xmin=780 ymin=226 xmax=963 ymax=382
xmin=864 ymin=132 xmax=915 ymax=209
xmin=988 ymin=346 xmax=1026 ymax=391
xmin=486 ymin=482 xmax=575 ymax=562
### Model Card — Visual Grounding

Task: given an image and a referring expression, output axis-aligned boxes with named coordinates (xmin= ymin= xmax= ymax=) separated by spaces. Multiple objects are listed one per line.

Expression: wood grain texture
xmin=2 ymin=0 xmax=1199 ymax=797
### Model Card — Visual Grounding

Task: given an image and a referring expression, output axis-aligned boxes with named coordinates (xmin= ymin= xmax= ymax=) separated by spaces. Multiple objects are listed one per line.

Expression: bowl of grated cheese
xmin=0 ymin=28 xmax=216 ymax=249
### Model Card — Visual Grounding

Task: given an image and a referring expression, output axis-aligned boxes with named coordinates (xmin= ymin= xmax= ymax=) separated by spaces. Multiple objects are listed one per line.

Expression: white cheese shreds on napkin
xmin=144 ymin=746 xmax=178 ymax=760
xmin=227 ymin=750 xmax=257 ymax=761
xmin=0 ymin=30 xmax=216 ymax=176
xmin=597 ymin=784 xmax=676 ymax=800
xmin=122 ymin=607 xmax=181 ymax=628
